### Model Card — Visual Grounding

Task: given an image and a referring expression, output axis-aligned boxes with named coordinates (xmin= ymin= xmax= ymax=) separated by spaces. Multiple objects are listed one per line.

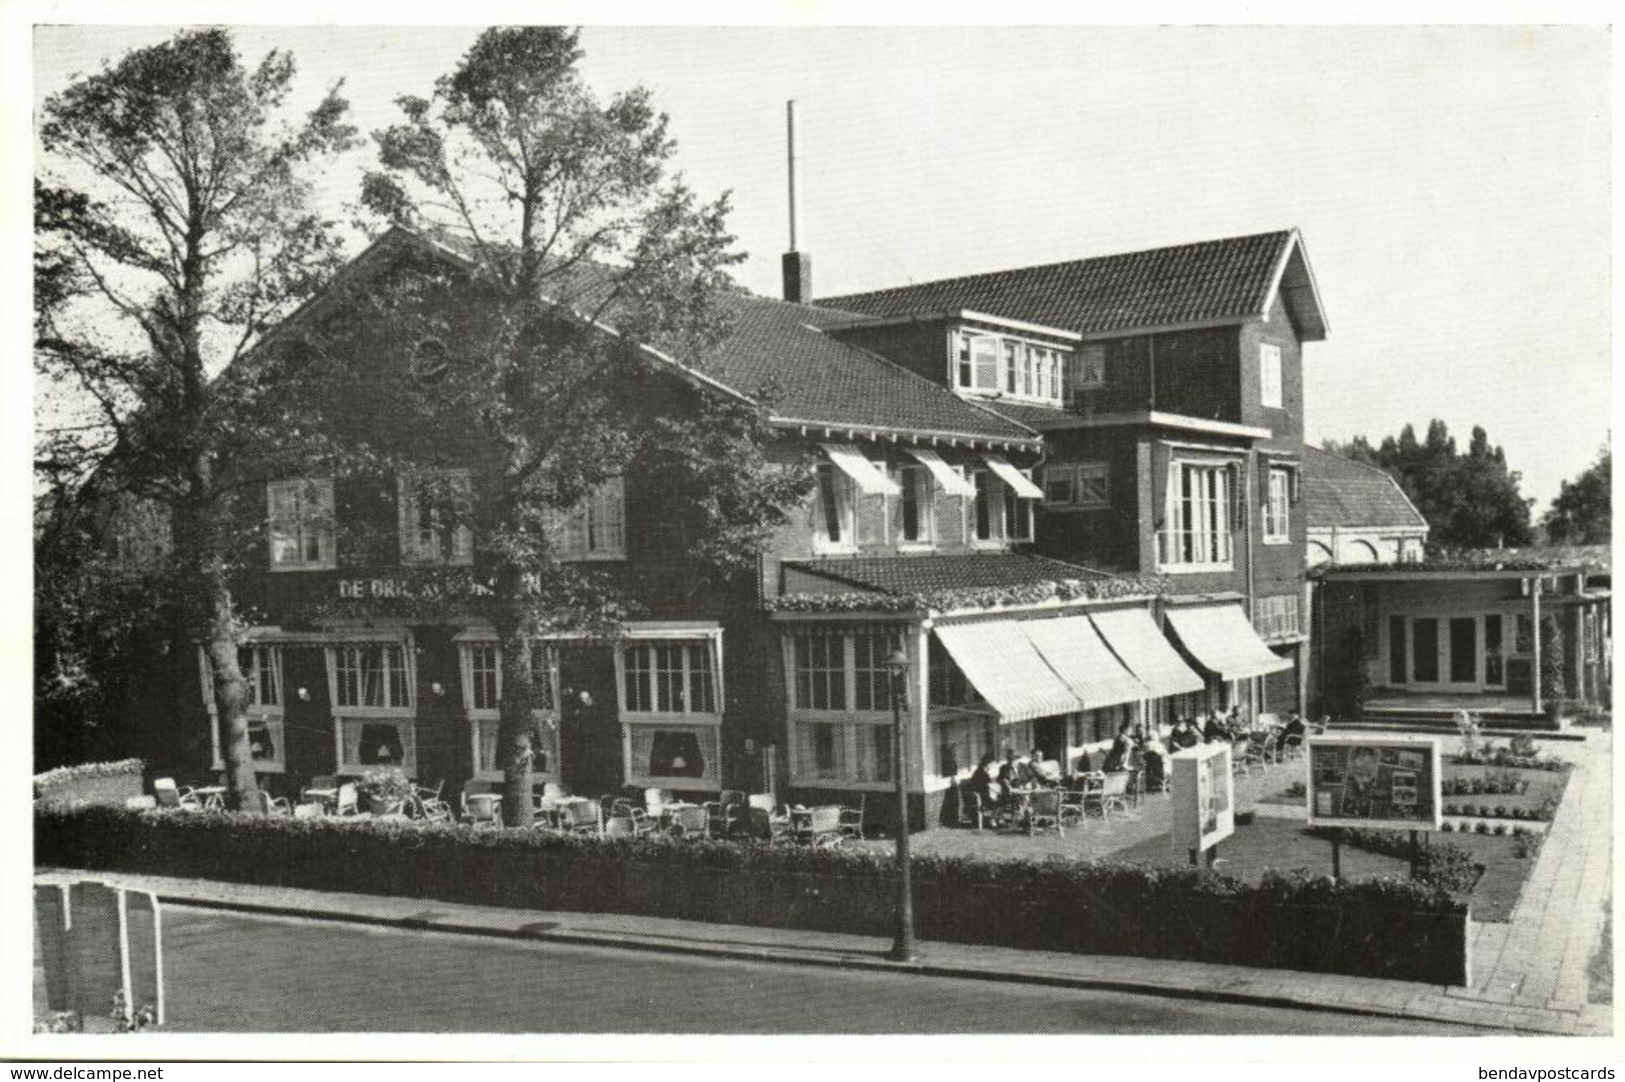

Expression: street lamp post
xmin=885 ymin=648 xmax=916 ymax=963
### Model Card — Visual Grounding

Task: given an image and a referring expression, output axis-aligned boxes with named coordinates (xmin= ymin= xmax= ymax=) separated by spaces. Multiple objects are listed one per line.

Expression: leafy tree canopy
xmin=1322 ymin=419 xmax=1534 ymax=548
xmin=1541 ymin=443 xmax=1610 ymax=545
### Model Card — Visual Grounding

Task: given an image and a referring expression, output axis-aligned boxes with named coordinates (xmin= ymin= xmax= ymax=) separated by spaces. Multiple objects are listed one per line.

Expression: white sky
xmin=27 ymin=21 xmax=1613 ymax=508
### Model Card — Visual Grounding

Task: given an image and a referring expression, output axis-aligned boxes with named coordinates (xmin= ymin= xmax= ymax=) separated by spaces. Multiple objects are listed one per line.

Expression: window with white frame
xmin=459 ymin=639 xmax=559 ymax=780
xmin=547 ymin=478 xmax=626 ymax=561
xmin=1160 ymin=461 xmax=1235 ymax=568
xmin=1043 ymin=463 xmax=1109 ymax=509
xmin=812 ymin=463 xmax=857 ymax=553
xmin=928 ymin=714 xmax=997 ymax=779
xmin=201 ymin=645 xmax=286 ymax=773
xmin=326 ymin=641 xmax=416 ymax=775
xmin=892 ymin=464 xmax=934 ymax=546
xmin=619 ymin=636 xmax=722 ymax=789
xmin=399 ymin=470 xmax=473 ymax=565
xmin=785 ymin=626 xmax=905 ymax=788
xmin=1263 ymin=467 xmax=1291 ymax=543
xmin=1253 ymin=594 xmax=1302 ymax=640
xmin=1260 ymin=342 xmax=1283 ymax=409
xmin=266 ymin=478 xmax=335 ymax=571
xmin=950 ymin=329 xmax=1070 ymax=406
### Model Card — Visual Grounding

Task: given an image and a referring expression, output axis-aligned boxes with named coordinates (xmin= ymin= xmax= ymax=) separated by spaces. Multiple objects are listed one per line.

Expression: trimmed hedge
xmin=33 ymin=759 xmax=145 ymax=808
xmin=36 ymin=806 xmax=1469 ymax=985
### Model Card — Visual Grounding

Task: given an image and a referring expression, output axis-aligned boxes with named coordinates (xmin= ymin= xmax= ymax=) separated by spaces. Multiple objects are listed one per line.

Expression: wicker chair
xmin=668 ymin=805 xmax=711 ymax=839
xmin=246 ymin=790 xmax=292 ymax=817
xmin=1027 ymin=788 xmax=1064 ymax=836
xmin=838 ymin=793 xmax=866 ymax=839
xmin=152 ymin=777 xmax=202 ymax=812
xmin=1084 ymin=771 xmax=1131 ymax=822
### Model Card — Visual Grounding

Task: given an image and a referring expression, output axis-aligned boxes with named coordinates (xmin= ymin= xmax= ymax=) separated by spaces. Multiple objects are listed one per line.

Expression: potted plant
xmin=358 ymin=767 xmax=415 ymax=815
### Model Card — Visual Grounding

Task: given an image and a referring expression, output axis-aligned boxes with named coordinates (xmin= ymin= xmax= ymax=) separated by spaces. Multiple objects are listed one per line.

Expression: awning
xmin=1022 ymin=616 xmax=1149 ymax=711
xmin=1088 ymin=608 xmax=1206 ymax=697
xmin=982 ymin=454 xmax=1044 ymax=499
xmin=905 ymin=446 xmax=977 ymax=498
xmin=934 ymin=621 xmax=1082 ymax=724
xmin=820 ymin=443 xmax=900 ymax=496
xmin=1165 ymin=604 xmax=1294 ymax=680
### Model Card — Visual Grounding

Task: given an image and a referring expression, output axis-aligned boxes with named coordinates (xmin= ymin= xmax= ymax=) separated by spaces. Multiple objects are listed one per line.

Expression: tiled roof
xmin=407 ymin=229 xmax=1038 ymax=445
xmin=972 ymin=400 xmax=1081 ymax=432
xmin=1301 ymin=445 xmax=1428 ymax=531
xmin=787 ymin=553 xmax=1113 ymax=595
xmin=821 ymin=231 xmax=1305 ymax=337
xmin=702 ymin=295 xmax=1037 ymax=442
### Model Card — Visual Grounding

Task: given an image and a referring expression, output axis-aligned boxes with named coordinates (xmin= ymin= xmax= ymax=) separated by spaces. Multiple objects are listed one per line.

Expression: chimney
xmin=782 ymin=100 xmax=812 ymax=304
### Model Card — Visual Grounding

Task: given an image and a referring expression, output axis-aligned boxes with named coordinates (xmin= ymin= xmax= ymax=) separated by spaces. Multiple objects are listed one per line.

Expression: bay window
xmin=325 ymin=640 xmax=416 ymax=775
xmin=784 ymin=626 xmax=905 ymax=789
xmin=457 ymin=635 xmax=560 ymax=781
xmin=201 ymin=643 xmax=285 ymax=773
xmin=617 ymin=628 xmax=724 ymax=791
xmin=1160 ymin=460 xmax=1235 ymax=569
xmin=266 ymin=478 xmax=335 ymax=571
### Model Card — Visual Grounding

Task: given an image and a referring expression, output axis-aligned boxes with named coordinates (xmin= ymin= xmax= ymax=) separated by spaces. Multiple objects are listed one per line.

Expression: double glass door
xmin=1388 ymin=613 xmax=1506 ymax=689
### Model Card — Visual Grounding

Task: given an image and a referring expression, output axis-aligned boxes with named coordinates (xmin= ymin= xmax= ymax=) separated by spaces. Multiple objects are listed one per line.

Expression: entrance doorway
xmin=557 ymin=646 xmax=623 ymax=797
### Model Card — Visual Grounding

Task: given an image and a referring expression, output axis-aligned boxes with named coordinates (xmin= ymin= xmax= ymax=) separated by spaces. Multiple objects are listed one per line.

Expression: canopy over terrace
xmin=1164 ymin=604 xmax=1293 ymax=682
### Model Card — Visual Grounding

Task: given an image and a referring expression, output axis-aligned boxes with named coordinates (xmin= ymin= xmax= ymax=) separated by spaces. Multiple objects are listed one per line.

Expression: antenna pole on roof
xmin=787 ymin=99 xmax=799 ymax=251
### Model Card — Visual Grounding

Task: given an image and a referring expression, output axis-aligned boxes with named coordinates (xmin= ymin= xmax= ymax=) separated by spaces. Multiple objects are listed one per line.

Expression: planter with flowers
xmin=357 ymin=767 xmax=415 ymax=816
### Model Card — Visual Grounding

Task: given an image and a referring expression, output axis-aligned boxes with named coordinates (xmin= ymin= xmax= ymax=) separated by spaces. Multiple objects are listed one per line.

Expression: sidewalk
xmin=35 ymin=849 xmax=1611 ymax=1036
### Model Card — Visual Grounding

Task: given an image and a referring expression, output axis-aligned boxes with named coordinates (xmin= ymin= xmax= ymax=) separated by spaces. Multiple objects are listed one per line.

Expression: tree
xmin=347 ymin=27 xmax=808 ymax=825
xmin=36 ymin=30 xmax=356 ymax=798
xmin=1324 ymin=419 xmax=1534 ymax=548
xmin=1542 ymin=444 xmax=1610 ymax=544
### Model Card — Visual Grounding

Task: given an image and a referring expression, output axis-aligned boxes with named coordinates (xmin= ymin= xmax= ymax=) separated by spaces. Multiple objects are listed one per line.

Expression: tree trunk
xmin=493 ymin=562 xmax=535 ymax=828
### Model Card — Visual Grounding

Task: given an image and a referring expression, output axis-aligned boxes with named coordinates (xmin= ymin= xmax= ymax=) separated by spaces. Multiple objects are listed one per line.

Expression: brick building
xmin=98 ymin=225 xmax=1331 ymax=830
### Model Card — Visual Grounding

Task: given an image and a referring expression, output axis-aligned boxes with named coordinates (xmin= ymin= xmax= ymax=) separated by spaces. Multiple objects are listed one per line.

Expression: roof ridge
xmin=818 ymin=228 xmax=1296 ymax=306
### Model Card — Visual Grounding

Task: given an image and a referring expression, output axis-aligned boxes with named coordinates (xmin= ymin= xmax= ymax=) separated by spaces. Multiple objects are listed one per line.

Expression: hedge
xmin=33 ymin=759 xmax=145 ymax=808
xmin=36 ymin=806 xmax=1470 ymax=985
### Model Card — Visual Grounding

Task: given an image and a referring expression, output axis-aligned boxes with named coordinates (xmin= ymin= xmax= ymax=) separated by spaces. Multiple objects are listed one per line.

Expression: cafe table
xmin=191 ymin=785 xmax=227 ymax=811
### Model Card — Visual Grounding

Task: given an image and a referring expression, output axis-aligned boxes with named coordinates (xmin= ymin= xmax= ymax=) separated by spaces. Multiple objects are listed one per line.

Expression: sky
xmin=27 ymin=22 xmax=1612 ymax=510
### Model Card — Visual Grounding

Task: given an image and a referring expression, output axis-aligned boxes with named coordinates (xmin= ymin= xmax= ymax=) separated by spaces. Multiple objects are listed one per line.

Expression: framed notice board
xmin=1306 ymin=733 xmax=1442 ymax=831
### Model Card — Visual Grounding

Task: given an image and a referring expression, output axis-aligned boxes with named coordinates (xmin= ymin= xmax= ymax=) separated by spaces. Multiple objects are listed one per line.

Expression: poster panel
xmin=1171 ymin=741 xmax=1234 ymax=852
xmin=1306 ymin=733 xmax=1442 ymax=830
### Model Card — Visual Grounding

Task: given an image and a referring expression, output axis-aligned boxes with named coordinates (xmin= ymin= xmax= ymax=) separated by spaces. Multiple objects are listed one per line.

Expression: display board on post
xmin=1170 ymin=741 xmax=1234 ymax=865
xmin=1306 ymin=733 xmax=1443 ymax=830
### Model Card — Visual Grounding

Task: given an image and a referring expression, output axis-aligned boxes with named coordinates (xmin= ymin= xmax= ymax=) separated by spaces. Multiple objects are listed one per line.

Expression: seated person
xmin=1141 ymin=725 xmax=1169 ymax=761
xmin=968 ymin=753 xmax=1001 ymax=811
xmin=1280 ymin=712 xmax=1307 ymax=744
xmin=1169 ymin=717 xmax=1202 ymax=750
xmin=1102 ymin=720 xmax=1134 ymax=773
xmin=1027 ymin=747 xmax=1061 ymax=786
xmin=996 ymin=747 xmax=1024 ymax=792
xmin=1202 ymin=713 xmax=1228 ymax=744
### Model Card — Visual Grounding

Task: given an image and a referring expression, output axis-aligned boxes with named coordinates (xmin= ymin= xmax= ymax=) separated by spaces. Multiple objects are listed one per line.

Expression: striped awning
xmin=933 ymin=621 xmax=1082 ymax=724
xmin=905 ymin=446 xmax=977 ymax=498
xmin=1022 ymin=616 xmax=1149 ymax=712
xmin=820 ymin=443 xmax=900 ymax=496
xmin=1165 ymin=605 xmax=1294 ymax=680
xmin=982 ymin=454 xmax=1044 ymax=499
xmin=1088 ymin=608 xmax=1206 ymax=698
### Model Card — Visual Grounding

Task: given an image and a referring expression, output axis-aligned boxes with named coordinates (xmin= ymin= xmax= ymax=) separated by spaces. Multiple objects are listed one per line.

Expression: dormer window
xmin=950 ymin=329 xmax=1069 ymax=406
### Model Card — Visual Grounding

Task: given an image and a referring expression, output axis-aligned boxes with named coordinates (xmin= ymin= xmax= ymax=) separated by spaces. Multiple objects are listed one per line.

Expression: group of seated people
xmin=962 ymin=710 xmax=1312 ymax=817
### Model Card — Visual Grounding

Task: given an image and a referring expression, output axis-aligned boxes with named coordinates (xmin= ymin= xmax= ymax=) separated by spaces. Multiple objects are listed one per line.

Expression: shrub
xmin=1441 ymin=821 xmax=1455 ymax=833
xmin=35 ymin=805 xmax=1471 ymax=984
xmin=1475 ymin=822 xmax=1490 ymax=834
xmin=1494 ymin=805 xmax=1509 ymax=818
xmin=32 ymin=759 xmax=145 ymax=808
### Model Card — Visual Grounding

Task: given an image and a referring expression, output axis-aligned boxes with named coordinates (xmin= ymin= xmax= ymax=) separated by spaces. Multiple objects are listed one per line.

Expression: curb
xmin=155 ymin=889 xmax=1533 ymax=1034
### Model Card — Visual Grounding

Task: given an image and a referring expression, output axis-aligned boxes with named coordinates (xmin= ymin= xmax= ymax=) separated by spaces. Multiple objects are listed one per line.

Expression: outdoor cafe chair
xmin=1026 ymin=788 xmax=1064 ymax=837
xmin=767 ymin=804 xmax=796 ymax=845
xmin=302 ymin=775 xmax=341 ymax=809
xmin=1058 ymin=786 xmax=1086 ymax=827
xmin=838 ymin=794 xmax=866 ymax=840
xmin=610 ymin=799 xmax=655 ymax=836
xmin=798 ymin=805 xmax=844 ymax=847
xmin=415 ymin=778 xmax=445 ymax=803
xmin=152 ymin=777 xmax=202 ymax=812
xmin=561 ymin=799 xmax=602 ymax=836
xmin=247 ymin=790 xmax=292 ymax=817
xmin=668 ymin=805 xmax=711 ymax=839
xmin=957 ymin=782 xmax=996 ymax=831
xmin=462 ymin=791 xmax=503 ymax=829
xmin=603 ymin=815 xmax=639 ymax=840
xmin=1083 ymin=772 xmax=1130 ymax=822
xmin=644 ymin=788 xmax=674 ymax=819
xmin=1280 ymin=732 xmax=1306 ymax=762
xmin=409 ymin=789 xmax=454 ymax=823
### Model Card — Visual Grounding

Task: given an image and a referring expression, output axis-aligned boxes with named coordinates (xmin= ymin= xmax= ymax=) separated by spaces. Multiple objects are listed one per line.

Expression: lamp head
xmin=884 ymin=648 xmax=909 ymax=677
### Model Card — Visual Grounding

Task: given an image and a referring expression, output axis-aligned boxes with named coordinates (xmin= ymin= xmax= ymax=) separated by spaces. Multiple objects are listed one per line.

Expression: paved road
xmin=108 ymin=906 xmax=1490 ymax=1034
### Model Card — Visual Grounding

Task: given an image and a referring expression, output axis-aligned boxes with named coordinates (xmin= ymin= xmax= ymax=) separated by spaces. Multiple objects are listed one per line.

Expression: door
xmin=1484 ymin=615 xmax=1505 ymax=688
xmin=1033 ymin=717 xmax=1067 ymax=765
xmin=556 ymin=646 xmax=624 ymax=798
xmin=1448 ymin=618 xmax=1478 ymax=684
xmin=1412 ymin=618 xmax=1440 ymax=684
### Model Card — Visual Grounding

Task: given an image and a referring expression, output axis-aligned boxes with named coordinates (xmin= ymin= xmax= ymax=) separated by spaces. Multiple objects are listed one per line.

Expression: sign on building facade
xmin=1306 ymin=733 xmax=1442 ymax=830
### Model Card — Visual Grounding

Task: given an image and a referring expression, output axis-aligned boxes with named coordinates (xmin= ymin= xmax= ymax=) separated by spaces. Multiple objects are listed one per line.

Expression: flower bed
xmin=36 ymin=804 xmax=1470 ymax=985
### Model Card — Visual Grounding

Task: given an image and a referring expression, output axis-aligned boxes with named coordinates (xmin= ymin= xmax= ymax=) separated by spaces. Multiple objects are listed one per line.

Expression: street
xmin=65 ymin=906 xmax=1491 ymax=1034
